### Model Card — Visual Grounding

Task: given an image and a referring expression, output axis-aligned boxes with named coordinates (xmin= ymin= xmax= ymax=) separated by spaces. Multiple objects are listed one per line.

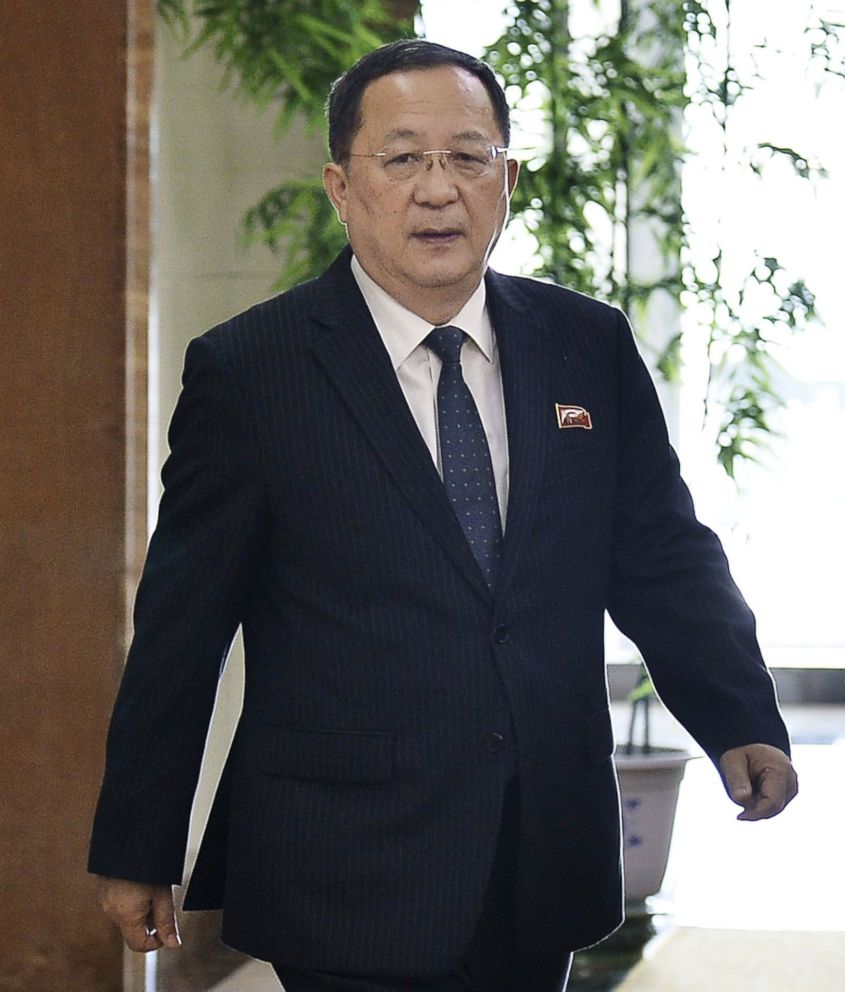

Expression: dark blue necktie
xmin=425 ymin=326 xmax=502 ymax=588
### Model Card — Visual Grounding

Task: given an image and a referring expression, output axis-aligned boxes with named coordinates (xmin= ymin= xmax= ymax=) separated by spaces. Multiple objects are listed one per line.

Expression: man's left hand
xmin=719 ymin=743 xmax=798 ymax=821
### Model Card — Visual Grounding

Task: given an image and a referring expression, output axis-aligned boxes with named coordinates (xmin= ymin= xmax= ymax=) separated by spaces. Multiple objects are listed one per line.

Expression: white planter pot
xmin=614 ymin=747 xmax=692 ymax=905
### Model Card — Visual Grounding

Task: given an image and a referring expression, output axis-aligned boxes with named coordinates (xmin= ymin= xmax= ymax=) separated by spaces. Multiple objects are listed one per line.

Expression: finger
xmin=116 ymin=900 xmax=161 ymax=953
xmin=150 ymin=886 xmax=181 ymax=949
xmin=719 ymin=751 xmax=754 ymax=810
xmin=786 ymin=765 xmax=800 ymax=803
xmin=738 ymin=763 xmax=798 ymax=821
xmin=98 ymin=878 xmax=169 ymax=953
xmin=137 ymin=925 xmax=165 ymax=954
xmin=99 ymin=888 xmax=149 ymax=952
xmin=738 ymin=795 xmax=783 ymax=819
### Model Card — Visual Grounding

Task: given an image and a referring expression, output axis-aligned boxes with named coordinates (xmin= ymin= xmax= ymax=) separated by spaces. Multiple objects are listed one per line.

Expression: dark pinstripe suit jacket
xmin=89 ymin=248 xmax=789 ymax=976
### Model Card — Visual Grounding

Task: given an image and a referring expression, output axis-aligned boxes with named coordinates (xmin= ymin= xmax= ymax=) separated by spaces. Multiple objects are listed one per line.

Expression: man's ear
xmin=506 ymin=156 xmax=519 ymax=197
xmin=323 ymin=162 xmax=349 ymax=224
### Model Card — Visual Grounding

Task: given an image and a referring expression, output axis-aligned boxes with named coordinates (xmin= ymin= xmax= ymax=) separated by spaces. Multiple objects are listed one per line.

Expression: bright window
xmin=420 ymin=0 xmax=845 ymax=669
xmin=678 ymin=3 xmax=845 ymax=667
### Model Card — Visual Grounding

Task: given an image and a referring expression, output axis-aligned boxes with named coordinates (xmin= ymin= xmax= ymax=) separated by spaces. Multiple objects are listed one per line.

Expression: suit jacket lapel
xmin=308 ymin=252 xmax=494 ymax=603
xmin=486 ymin=270 xmax=550 ymax=600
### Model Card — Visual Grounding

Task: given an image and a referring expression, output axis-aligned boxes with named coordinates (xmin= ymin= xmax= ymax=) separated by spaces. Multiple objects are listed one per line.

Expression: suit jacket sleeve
xmin=88 ymin=333 xmax=267 ymax=884
xmin=606 ymin=311 xmax=790 ymax=764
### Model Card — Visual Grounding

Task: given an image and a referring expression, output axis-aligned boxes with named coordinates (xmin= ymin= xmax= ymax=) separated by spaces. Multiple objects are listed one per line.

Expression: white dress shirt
xmin=351 ymin=255 xmax=510 ymax=526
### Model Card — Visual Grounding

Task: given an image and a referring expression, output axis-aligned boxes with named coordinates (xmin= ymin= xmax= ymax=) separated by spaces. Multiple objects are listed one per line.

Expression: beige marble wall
xmin=152 ymin=19 xmax=328 ymax=470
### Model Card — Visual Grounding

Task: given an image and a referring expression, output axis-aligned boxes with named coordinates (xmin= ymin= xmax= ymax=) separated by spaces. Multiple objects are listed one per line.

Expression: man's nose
xmin=413 ymin=155 xmax=460 ymax=205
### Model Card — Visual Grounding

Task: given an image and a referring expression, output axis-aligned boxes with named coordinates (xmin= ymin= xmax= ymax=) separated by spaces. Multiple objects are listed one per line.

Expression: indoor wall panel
xmin=0 ymin=2 xmax=151 ymax=990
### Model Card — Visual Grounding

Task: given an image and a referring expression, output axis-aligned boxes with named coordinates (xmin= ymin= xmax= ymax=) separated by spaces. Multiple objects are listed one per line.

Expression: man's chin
xmin=404 ymin=256 xmax=480 ymax=291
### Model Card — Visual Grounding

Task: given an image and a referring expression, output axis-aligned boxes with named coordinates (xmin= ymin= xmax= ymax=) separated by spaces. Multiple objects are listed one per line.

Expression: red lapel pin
xmin=555 ymin=404 xmax=593 ymax=430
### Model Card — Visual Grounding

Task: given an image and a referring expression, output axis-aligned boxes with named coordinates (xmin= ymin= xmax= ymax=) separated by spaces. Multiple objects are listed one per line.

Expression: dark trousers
xmin=273 ymin=781 xmax=573 ymax=992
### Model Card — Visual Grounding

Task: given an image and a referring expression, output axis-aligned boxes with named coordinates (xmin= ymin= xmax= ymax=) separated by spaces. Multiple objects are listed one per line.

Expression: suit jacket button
xmin=486 ymin=733 xmax=505 ymax=753
xmin=493 ymin=624 xmax=508 ymax=644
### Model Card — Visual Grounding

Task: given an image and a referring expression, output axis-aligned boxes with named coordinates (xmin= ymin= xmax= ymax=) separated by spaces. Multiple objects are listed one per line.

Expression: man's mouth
xmin=412 ymin=228 xmax=463 ymax=244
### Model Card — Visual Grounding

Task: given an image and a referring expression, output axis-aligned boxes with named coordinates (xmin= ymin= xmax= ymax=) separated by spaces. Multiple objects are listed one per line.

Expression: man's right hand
xmin=97 ymin=877 xmax=181 ymax=952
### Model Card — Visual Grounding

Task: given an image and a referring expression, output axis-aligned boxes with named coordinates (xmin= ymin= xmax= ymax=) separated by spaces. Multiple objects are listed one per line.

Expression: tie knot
xmin=425 ymin=325 xmax=466 ymax=365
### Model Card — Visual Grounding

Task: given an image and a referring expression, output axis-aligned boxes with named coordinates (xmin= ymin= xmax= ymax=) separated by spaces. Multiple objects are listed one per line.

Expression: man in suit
xmin=91 ymin=40 xmax=797 ymax=992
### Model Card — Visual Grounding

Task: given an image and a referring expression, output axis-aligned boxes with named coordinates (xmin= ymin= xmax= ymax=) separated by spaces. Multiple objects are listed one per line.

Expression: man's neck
xmin=401 ymin=293 xmax=474 ymax=327
xmin=351 ymin=257 xmax=483 ymax=327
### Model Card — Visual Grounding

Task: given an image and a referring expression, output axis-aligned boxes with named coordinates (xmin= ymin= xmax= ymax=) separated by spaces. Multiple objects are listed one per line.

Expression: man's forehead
xmin=358 ymin=66 xmax=499 ymax=131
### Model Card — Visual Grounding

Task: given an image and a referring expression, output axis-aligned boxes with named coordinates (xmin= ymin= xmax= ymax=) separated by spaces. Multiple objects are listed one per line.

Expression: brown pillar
xmin=0 ymin=2 xmax=151 ymax=990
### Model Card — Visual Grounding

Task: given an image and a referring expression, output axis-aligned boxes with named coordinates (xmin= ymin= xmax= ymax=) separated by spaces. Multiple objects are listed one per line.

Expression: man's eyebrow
xmin=451 ymin=130 xmax=490 ymax=142
xmin=382 ymin=128 xmax=419 ymax=143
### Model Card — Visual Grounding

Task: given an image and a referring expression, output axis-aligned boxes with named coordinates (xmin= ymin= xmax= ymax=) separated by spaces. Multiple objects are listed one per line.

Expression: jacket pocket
xmin=543 ymin=440 xmax=609 ymax=481
xmin=257 ymin=725 xmax=396 ymax=785
xmin=585 ymin=709 xmax=616 ymax=766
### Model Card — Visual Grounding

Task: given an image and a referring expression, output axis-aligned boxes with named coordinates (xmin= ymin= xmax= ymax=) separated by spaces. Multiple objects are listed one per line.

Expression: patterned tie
xmin=425 ymin=326 xmax=502 ymax=588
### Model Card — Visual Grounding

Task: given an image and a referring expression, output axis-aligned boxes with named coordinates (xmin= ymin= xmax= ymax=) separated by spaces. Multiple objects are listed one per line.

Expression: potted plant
xmin=614 ymin=666 xmax=693 ymax=907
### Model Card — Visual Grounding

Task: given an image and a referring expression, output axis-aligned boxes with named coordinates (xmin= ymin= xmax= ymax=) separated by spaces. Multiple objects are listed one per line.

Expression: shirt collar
xmin=351 ymin=254 xmax=493 ymax=370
